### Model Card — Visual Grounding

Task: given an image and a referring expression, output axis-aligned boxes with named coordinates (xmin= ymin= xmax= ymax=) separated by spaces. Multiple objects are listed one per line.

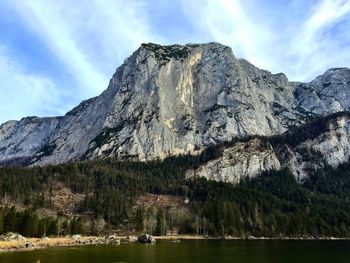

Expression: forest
xmin=0 ymin=151 xmax=349 ymax=238
xmin=0 ymin=112 xmax=349 ymax=238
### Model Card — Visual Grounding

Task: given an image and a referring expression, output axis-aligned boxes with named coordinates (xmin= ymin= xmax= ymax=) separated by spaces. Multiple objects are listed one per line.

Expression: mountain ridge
xmin=0 ymin=43 xmax=349 ymax=177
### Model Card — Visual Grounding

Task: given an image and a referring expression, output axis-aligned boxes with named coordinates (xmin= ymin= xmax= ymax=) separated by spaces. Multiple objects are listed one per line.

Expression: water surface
xmin=0 ymin=240 xmax=349 ymax=263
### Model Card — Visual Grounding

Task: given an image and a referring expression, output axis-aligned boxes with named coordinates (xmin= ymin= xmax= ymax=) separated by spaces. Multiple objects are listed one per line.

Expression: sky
xmin=0 ymin=0 xmax=350 ymax=124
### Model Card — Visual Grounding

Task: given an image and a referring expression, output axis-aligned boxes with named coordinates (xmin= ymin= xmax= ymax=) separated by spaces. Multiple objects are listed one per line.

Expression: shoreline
xmin=1 ymin=235 xmax=349 ymax=253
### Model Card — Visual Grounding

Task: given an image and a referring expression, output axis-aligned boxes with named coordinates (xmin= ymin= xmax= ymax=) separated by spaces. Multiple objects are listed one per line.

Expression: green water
xmin=0 ymin=240 xmax=349 ymax=263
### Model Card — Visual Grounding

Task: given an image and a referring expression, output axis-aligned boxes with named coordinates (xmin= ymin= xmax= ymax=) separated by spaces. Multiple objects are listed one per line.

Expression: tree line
xmin=0 ymin=112 xmax=349 ymax=237
xmin=0 ymin=207 xmax=83 ymax=237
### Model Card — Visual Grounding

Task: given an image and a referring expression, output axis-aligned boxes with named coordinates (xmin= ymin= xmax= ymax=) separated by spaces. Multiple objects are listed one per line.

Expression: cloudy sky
xmin=0 ymin=0 xmax=350 ymax=124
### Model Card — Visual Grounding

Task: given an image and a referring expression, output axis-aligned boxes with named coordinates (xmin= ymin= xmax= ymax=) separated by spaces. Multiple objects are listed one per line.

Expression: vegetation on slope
xmin=141 ymin=43 xmax=190 ymax=65
xmin=0 ymin=112 xmax=349 ymax=238
xmin=0 ymin=152 xmax=349 ymax=238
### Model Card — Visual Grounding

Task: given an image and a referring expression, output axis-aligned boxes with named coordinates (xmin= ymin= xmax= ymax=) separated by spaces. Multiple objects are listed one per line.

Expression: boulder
xmin=105 ymin=234 xmax=120 ymax=245
xmin=0 ymin=232 xmax=26 ymax=241
xmin=138 ymin=234 xmax=156 ymax=243
xmin=122 ymin=235 xmax=138 ymax=243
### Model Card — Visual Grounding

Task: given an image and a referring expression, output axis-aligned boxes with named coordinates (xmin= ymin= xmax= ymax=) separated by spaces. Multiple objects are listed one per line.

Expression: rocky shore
xmin=0 ymin=232 xmax=136 ymax=253
xmin=0 ymin=232 xmax=348 ymax=253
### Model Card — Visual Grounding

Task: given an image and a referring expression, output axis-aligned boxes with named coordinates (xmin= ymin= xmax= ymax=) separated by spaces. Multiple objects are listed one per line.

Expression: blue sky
xmin=0 ymin=0 xmax=350 ymax=124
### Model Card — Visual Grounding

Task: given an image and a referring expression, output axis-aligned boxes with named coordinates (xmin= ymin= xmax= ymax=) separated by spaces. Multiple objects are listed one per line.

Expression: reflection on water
xmin=0 ymin=240 xmax=349 ymax=263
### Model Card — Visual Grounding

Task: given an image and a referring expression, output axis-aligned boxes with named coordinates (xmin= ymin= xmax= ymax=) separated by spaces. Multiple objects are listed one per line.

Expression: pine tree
xmin=4 ymin=206 xmax=17 ymax=233
xmin=90 ymin=220 xmax=98 ymax=236
xmin=46 ymin=218 xmax=59 ymax=236
xmin=25 ymin=211 xmax=39 ymax=237
xmin=71 ymin=217 xmax=83 ymax=234
xmin=156 ymin=208 xmax=167 ymax=235
xmin=136 ymin=207 xmax=144 ymax=232
xmin=61 ymin=220 xmax=70 ymax=236
xmin=38 ymin=219 xmax=46 ymax=237
xmin=0 ymin=209 xmax=4 ymax=234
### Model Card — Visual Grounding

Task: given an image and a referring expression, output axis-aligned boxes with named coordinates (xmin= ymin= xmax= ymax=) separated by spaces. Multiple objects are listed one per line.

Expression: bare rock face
xmin=293 ymin=68 xmax=350 ymax=115
xmin=285 ymin=114 xmax=350 ymax=181
xmin=0 ymin=117 xmax=60 ymax=165
xmin=0 ymin=42 xmax=350 ymax=180
xmin=187 ymin=113 xmax=350 ymax=183
xmin=83 ymin=43 xmax=297 ymax=162
xmin=186 ymin=139 xmax=281 ymax=184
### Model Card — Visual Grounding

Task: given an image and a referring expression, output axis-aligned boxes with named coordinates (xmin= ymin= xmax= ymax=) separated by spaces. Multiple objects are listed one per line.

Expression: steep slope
xmin=0 ymin=117 xmax=60 ymax=165
xmin=186 ymin=112 xmax=350 ymax=183
xmin=84 ymin=43 xmax=297 ymax=161
xmin=186 ymin=138 xmax=281 ymax=184
xmin=293 ymin=68 xmax=350 ymax=115
xmin=0 ymin=42 xmax=349 ymax=168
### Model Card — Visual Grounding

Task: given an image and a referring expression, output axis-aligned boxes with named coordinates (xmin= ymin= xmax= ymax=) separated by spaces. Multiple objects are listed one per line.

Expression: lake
xmin=0 ymin=240 xmax=349 ymax=263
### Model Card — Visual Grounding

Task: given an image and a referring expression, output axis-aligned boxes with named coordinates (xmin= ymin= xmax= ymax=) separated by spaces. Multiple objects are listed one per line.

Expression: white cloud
xmin=1 ymin=0 xmax=350 ymax=125
xmin=182 ymin=0 xmax=350 ymax=81
xmin=290 ymin=0 xmax=350 ymax=80
xmin=10 ymin=0 xmax=162 ymax=98
xmin=0 ymin=0 xmax=164 ymax=123
xmin=0 ymin=45 xmax=66 ymax=123
xmin=181 ymin=0 xmax=274 ymax=69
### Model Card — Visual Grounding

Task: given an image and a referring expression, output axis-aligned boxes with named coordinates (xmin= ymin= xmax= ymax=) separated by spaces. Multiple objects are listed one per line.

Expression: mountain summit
xmin=0 ymin=43 xmax=349 ymax=175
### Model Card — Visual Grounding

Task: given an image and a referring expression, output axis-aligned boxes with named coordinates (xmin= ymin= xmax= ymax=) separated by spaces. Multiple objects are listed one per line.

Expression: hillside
xmin=0 ymin=43 xmax=349 ymax=238
xmin=0 ymin=43 xmax=349 ymax=175
xmin=0 ymin=119 xmax=349 ymax=237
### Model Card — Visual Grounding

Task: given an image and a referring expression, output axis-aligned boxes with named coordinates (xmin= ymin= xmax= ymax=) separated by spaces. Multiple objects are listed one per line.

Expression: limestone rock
xmin=284 ymin=114 xmax=350 ymax=181
xmin=187 ymin=113 xmax=350 ymax=183
xmin=122 ymin=235 xmax=138 ymax=243
xmin=0 ymin=117 xmax=59 ymax=165
xmin=0 ymin=232 xmax=26 ymax=241
xmin=0 ymin=42 xmax=349 ymax=182
xmin=138 ymin=234 xmax=156 ymax=243
xmin=293 ymin=68 xmax=350 ymax=115
xmin=186 ymin=139 xmax=281 ymax=183
xmin=105 ymin=235 xmax=121 ymax=245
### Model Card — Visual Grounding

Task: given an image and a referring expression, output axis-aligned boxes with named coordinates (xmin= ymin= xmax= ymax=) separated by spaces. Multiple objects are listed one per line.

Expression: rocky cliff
xmin=186 ymin=138 xmax=281 ymax=184
xmin=0 ymin=43 xmax=349 ymax=179
xmin=186 ymin=112 xmax=350 ymax=183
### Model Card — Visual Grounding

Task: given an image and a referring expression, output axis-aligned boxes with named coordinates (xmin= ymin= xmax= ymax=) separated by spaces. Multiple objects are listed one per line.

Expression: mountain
xmin=186 ymin=112 xmax=350 ymax=183
xmin=0 ymin=43 xmax=349 ymax=181
xmin=0 ymin=43 xmax=350 ymax=238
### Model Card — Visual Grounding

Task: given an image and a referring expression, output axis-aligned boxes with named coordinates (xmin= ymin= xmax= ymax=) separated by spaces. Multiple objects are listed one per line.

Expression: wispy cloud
xmin=0 ymin=0 xmax=163 ymax=123
xmin=182 ymin=0 xmax=350 ymax=81
xmin=10 ymin=0 xmax=161 ymax=97
xmin=0 ymin=0 xmax=349 ymax=124
xmin=181 ymin=0 xmax=272 ymax=67
xmin=290 ymin=0 xmax=350 ymax=79
xmin=0 ymin=45 xmax=66 ymax=122
xmin=182 ymin=0 xmax=286 ymax=74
